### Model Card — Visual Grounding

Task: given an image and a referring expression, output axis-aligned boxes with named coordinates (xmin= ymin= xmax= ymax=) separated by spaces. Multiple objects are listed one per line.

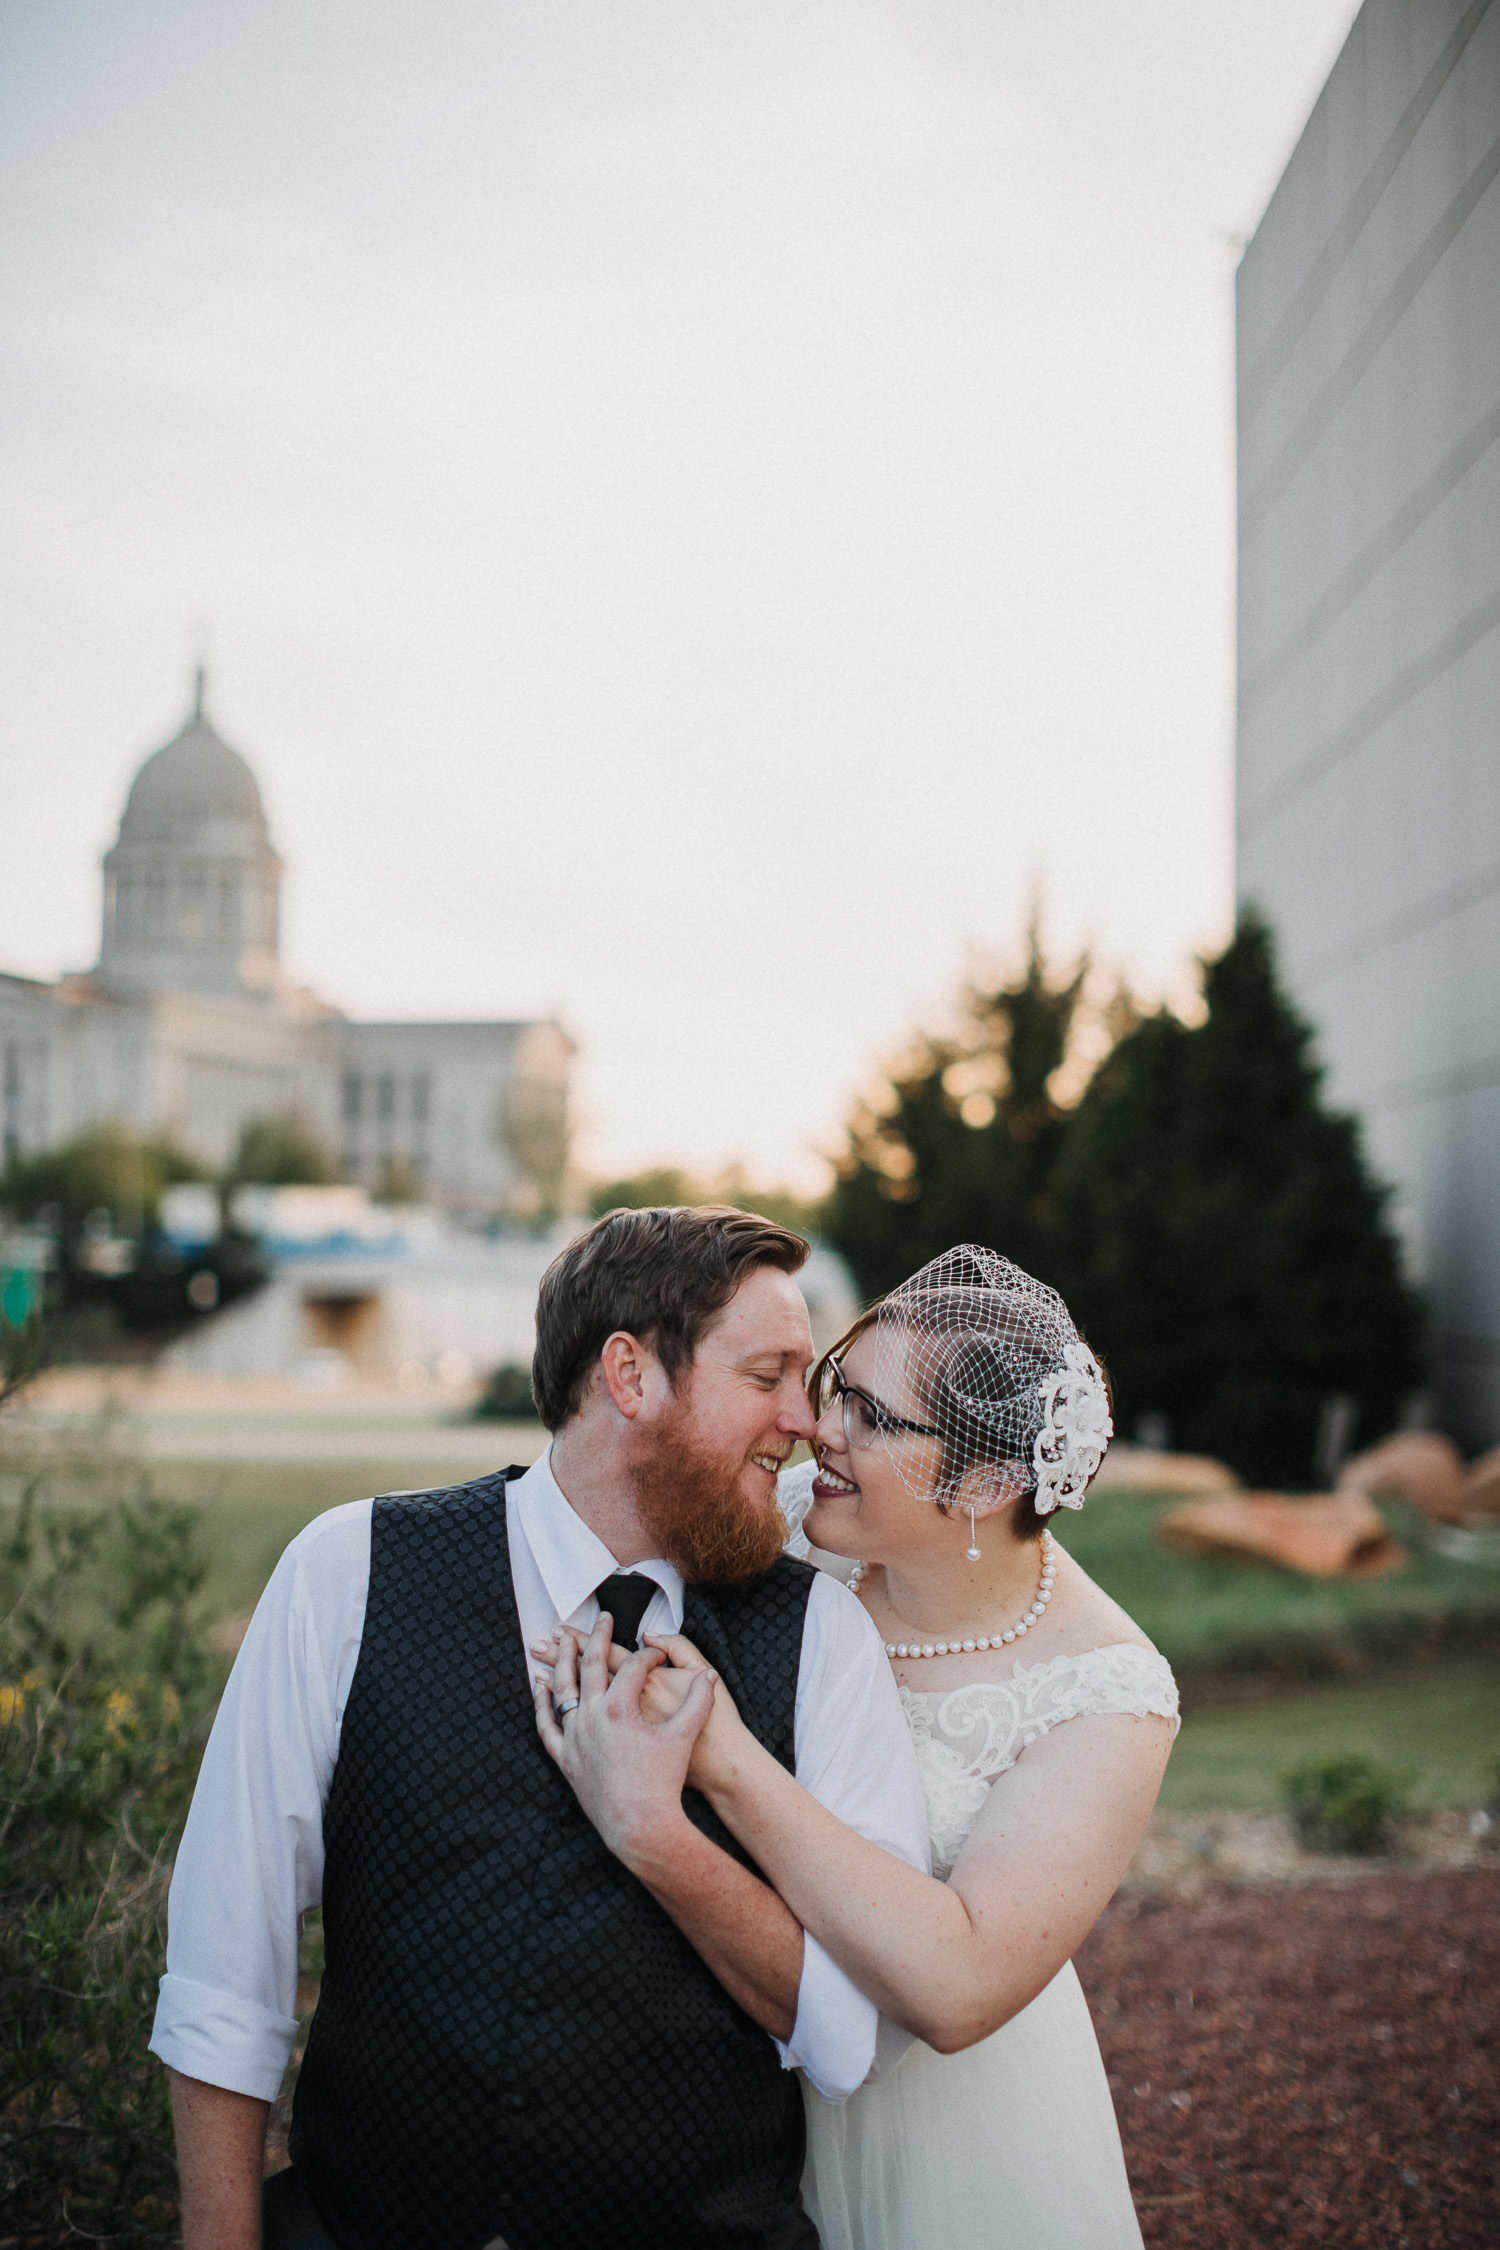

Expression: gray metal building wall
xmin=1236 ymin=0 xmax=1500 ymax=1447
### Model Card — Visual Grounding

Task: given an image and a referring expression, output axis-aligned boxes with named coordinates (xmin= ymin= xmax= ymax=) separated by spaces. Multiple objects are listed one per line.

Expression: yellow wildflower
xmin=0 ymin=1673 xmax=42 ymax=1725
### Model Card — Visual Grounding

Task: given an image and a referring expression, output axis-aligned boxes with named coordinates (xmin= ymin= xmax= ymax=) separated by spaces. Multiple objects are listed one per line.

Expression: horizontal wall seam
xmin=1441 ymin=1333 xmax=1500 ymax=1363
xmin=1361 ymin=1053 xmax=1500 ymax=1111
xmin=1239 ymin=392 xmax=1500 ymax=715
xmin=1302 ymin=866 xmax=1500 ymax=986
xmin=1293 ymin=859 xmax=1500 ymax=990
xmin=1239 ymin=0 xmax=1494 ymax=424
xmin=1240 ymin=130 xmax=1500 ymax=541
xmin=1239 ymin=581 xmax=1500 ymax=839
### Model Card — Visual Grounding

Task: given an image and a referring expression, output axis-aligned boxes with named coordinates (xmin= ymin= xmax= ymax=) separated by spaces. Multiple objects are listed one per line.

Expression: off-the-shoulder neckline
xmin=896 ymin=1640 xmax=1169 ymax=1700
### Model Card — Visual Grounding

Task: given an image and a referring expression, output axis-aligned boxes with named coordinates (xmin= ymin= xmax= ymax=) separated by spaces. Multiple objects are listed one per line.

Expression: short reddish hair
xmin=532 ymin=1205 xmax=810 ymax=1431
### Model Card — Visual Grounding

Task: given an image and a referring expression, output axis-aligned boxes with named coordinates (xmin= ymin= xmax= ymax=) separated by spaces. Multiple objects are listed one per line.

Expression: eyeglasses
xmin=820 ymin=1356 xmax=941 ymax=1451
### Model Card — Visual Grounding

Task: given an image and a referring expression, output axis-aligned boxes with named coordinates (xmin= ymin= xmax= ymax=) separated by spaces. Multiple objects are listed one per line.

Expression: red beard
xmin=629 ymin=1409 xmax=789 ymax=1589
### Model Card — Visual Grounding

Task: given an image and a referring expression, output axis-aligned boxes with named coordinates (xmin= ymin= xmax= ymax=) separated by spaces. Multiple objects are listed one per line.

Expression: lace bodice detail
xmin=902 ymin=1646 xmax=1179 ymax=1876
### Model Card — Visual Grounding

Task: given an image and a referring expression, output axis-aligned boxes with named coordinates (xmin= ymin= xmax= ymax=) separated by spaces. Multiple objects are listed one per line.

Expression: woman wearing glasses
xmin=539 ymin=1247 xmax=1177 ymax=2250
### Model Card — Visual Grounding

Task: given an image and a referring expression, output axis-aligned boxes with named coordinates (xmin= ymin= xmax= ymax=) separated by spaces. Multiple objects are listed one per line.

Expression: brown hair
xmin=532 ymin=1205 xmax=811 ymax=1432
xmin=809 ymin=1295 xmax=1110 ymax=1542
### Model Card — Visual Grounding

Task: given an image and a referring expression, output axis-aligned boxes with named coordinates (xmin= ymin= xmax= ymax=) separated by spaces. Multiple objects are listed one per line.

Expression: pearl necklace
xmin=848 ymin=1530 xmax=1056 ymax=1659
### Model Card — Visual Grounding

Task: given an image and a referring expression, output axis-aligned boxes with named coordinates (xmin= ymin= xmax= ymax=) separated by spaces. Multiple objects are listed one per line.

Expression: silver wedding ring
xmin=554 ymin=1695 xmax=581 ymax=1718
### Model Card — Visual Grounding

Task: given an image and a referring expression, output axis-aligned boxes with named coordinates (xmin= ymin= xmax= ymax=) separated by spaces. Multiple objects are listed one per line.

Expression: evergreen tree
xmin=1059 ymin=913 xmax=1427 ymax=1487
xmin=824 ymin=931 xmax=1088 ymax=1299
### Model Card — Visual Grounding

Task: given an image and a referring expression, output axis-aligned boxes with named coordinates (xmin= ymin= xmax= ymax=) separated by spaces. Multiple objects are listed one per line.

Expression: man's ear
xmin=599 ymin=1331 xmax=653 ymax=1421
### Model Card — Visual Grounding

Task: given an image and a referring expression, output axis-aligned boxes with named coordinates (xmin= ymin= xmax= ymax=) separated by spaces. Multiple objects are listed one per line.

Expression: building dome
xmin=98 ymin=674 xmax=284 ymax=1002
xmin=118 ymin=714 xmax=270 ymax=840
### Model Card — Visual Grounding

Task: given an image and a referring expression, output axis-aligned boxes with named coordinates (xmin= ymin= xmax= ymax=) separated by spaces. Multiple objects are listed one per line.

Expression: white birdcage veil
xmin=858 ymin=1245 xmax=1113 ymax=1515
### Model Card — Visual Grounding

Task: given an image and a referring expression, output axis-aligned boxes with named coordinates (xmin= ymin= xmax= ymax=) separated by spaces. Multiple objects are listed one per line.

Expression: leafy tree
xmin=0 ymin=1125 xmax=267 ymax=1337
xmin=502 ymin=1077 xmax=572 ymax=1225
xmin=824 ymin=929 xmax=1091 ymax=1299
xmin=0 ymin=1123 xmax=208 ymax=1256
xmin=224 ymin=1113 xmax=338 ymax=1189
xmin=374 ymin=1154 xmax=424 ymax=1205
xmin=589 ymin=1167 xmax=696 ymax=1218
xmin=587 ymin=1166 xmax=822 ymax=1238
xmin=1059 ymin=913 xmax=1427 ymax=1486
xmin=0 ymin=1124 xmax=215 ymax=1333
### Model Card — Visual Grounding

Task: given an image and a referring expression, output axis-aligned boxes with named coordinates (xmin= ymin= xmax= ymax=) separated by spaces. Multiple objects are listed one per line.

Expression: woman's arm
xmin=551 ymin=1627 xmax=1172 ymax=2054
xmin=696 ymin=1692 xmax=1172 ymax=2051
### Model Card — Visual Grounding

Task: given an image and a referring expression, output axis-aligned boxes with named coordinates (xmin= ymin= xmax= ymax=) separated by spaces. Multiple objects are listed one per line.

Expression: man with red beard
xmin=154 ymin=1204 xmax=929 ymax=2250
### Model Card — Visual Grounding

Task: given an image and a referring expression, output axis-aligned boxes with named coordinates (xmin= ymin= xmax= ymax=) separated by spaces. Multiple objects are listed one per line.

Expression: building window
xmin=342 ymin=1072 xmax=363 ymax=1124
xmin=411 ymin=1073 xmax=431 ymax=1125
xmin=377 ymin=1073 xmax=396 ymax=1124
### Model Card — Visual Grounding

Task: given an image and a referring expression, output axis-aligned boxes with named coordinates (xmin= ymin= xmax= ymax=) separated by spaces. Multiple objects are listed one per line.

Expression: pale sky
xmin=0 ymin=0 xmax=1361 ymax=1190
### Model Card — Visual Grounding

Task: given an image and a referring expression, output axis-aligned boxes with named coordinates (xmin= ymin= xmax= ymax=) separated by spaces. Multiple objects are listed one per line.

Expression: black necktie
xmin=591 ymin=1572 xmax=661 ymax=1653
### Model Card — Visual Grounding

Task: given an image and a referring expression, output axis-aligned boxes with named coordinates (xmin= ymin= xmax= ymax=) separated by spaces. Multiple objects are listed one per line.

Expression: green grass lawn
xmin=140 ymin=1441 xmax=543 ymax=1625
xmin=1050 ymin=1486 xmax=1500 ymax=1677
xmin=1162 ymin=1667 xmax=1500 ymax=1812
xmin=14 ymin=1438 xmax=1499 ymax=1679
xmin=0 ymin=1433 xmax=542 ymax=1634
xmin=8 ymin=1445 xmax=1500 ymax=1814
xmin=166 ymin=1462 xmax=1499 ymax=1817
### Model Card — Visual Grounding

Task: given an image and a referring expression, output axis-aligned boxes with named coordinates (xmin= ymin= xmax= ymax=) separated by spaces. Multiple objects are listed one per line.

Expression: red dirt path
xmin=1073 ymin=1867 xmax=1499 ymax=2248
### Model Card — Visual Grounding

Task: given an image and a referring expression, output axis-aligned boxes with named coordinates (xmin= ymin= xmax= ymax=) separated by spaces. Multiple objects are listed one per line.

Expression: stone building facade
xmin=1236 ymin=0 xmax=1500 ymax=1445
xmin=0 ymin=679 xmax=571 ymax=1216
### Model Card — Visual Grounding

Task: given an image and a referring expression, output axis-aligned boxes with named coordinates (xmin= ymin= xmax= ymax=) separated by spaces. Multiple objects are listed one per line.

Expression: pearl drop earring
xmin=966 ymin=1504 xmax=982 ymax=1562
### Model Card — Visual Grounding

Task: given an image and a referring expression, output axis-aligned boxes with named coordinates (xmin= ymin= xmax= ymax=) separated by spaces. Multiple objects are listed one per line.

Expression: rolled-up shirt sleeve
xmin=779 ymin=1570 xmax=931 ymax=2103
xmin=149 ymin=1500 xmax=371 ymax=2100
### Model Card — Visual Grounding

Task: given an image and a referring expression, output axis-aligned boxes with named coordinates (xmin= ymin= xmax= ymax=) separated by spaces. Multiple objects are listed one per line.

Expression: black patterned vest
xmin=289 ymin=1471 xmax=817 ymax=2250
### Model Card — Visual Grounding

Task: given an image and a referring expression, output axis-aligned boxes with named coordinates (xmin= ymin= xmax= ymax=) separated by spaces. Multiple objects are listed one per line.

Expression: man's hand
xmin=532 ymin=1615 xmax=717 ymax=1862
xmin=169 ymin=2069 xmax=268 ymax=2250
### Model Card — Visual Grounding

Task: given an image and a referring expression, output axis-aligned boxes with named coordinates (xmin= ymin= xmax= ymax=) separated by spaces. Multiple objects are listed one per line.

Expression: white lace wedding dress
xmin=780 ymin=1465 xmax=1178 ymax=2250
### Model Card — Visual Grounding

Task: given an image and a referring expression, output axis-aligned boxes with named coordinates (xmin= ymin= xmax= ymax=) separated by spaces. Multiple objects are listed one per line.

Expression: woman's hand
xmin=640 ymin=1633 xmax=753 ymax=1795
xmin=531 ymin=1616 xmax=718 ymax=1869
xmin=533 ymin=1628 xmax=752 ymax=1796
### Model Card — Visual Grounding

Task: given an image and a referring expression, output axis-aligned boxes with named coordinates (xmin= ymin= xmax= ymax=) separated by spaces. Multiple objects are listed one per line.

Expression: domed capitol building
xmin=0 ymin=677 xmax=571 ymax=1215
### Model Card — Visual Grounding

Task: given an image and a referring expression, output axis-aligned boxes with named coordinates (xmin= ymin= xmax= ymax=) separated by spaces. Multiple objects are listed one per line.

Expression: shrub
xmin=0 ymin=1476 xmax=222 ymax=2244
xmin=1280 ymin=1751 xmax=1415 ymax=1855
xmin=474 ymin=1362 xmax=540 ymax=1421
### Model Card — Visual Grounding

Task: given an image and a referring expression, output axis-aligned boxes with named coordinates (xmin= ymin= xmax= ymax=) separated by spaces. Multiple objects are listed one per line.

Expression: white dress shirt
xmin=150 ymin=1447 xmax=929 ymax=2106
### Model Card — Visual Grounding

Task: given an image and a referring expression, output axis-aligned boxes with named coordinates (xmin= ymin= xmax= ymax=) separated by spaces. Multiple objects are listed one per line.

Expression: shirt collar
xmin=510 ymin=1442 xmax=686 ymax=1631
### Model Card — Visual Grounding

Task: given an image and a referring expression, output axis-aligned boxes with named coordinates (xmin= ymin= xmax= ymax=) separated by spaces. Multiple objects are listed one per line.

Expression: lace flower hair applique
xmin=1033 ymin=1336 xmax=1114 ymax=1513
xmin=866 ymin=1245 xmax=1113 ymax=1514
